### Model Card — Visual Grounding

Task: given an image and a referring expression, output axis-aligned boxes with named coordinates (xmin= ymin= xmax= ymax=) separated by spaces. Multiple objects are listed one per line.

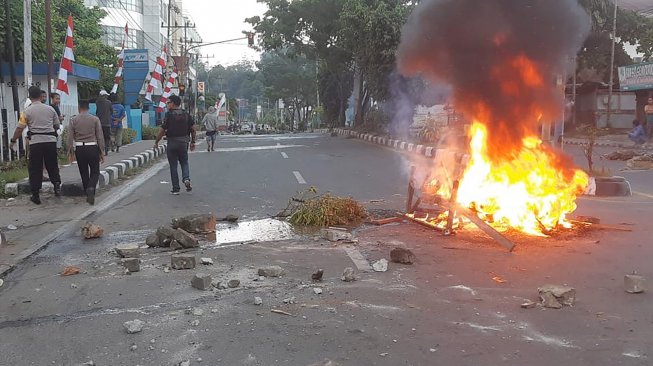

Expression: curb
xmin=4 ymin=144 xmax=168 ymax=197
xmin=328 ymin=129 xmax=631 ymax=197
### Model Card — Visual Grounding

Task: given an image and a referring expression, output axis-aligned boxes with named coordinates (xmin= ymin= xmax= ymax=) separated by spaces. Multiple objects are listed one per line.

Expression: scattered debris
xmin=171 ymin=254 xmax=196 ymax=270
xmin=173 ymin=228 xmax=199 ymax=248
xmin=172 ymin=213 xmax=217 ymax=234
xmin=258 ymin=266 xmax=285 ymax=277
xmin=321 ymin=228 xmax=354 ymax=242
xmin=372 ymin=259 xmax=389 ymax=272
xmin=521 ymin=300 xmax=537 ymax=309
xmin=281 ymin=189 xmax=367 ymax=227
xmin=192 ymin=308 xmax=204 ymax=316
xmin=390 ymin=247 xmax=415 ymax=264
xmin=179 ymin=361 xmax=191 ymax=366
xmin=604 ymin=150 xmax=638 ymax=161
xmin=115 ymin=244 xmax=141 ymax=258
xmin=191 ymin=273 xmax=213 ymax=291
xmin=7 ymin=224 xmax=17 ymax=230
xmin=625 ymin=274 xmax=646 ymax=294
xmin=627 ymin=155 xmax=653 ymax=170
xmin=0 ymin=279 xmax=4 ymax=288
xmin=130 ymin=344 xmax=137 ymax=351
xmin=312 ymin=269 xmax=324 ymax=282
xmin=219 ymin=214 xmax=240 ymax=223
xmin=169 ymin=240 xmax=183 ymax=251
xmin=61 ymin=266 xmax=81 ymax=276
xmin=341 ymin=267 xmax=356 ymax=282
xmin=271 ymin=309 xmax=294 ymax=316
xmin=573 ymin=215 xmax=601 ymax=224
xmin=81 ymin=222 xmax=104 ymax=239
xmin=227 ymin=279 xmax=241 ymax=288
xmin=492 ymin=276 xmax=507 ymax=284
xmin=200 ymin=257 xmax=214 ymax=265
xmin=367 ymin=217 xmax=404 ymax=226
xmin=124 ymin=319 xmax=145 ymax=334
xmin=190 ymin=319 xmax=200 ymax=327
xmin=379 ymin=353 xmax=389 ymax=357
xmin=283 ymin=297 xmax=296 ymax=304
xmin=122 ymin=258 xmax=140 ymax=273
xmin=538 ymin=285 xmax=576 ymax=309
xmin=254 ymin=297 xmax=263 ymax=305
xmin=313 ymin=288 xmax=323 ymax=295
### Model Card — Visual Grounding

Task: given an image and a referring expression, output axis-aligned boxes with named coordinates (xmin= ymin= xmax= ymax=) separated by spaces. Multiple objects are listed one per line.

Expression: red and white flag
xmin=110 ymin=24 xmax=129 ymax=94
xmin=144 ymin=47 xmax=167 ymax=101
xmin=156 ymin=68 xmax=178 ymax=112
xmin=56 ymin=15 xmax=74 ymax=95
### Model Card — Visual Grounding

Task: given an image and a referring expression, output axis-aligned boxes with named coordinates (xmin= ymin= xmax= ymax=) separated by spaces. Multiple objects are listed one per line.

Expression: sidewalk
xmin=4 ymin=139 xmax=167 ymax=196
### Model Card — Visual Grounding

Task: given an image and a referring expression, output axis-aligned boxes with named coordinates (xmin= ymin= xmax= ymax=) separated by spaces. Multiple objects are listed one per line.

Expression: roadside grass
xmin=0 ymin=158 xmax=28 ymax=198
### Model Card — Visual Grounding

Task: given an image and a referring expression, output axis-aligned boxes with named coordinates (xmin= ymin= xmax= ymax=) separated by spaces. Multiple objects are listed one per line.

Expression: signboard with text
xmin=619 ymin=62 xmax=653 ymax=91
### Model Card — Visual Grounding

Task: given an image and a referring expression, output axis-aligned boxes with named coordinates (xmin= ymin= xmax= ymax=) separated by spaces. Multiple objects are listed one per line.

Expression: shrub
xmin=280 ymin=187 xmax=368 ymax=227
xmin=142 ymin=125 xmax=159 ymax=140
xmin=122 ymin=128 xmax=137 ymax=145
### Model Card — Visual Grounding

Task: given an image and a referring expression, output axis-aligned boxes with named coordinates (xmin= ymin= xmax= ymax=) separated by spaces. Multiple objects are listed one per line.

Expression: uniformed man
xmin=67 ymin=100 xmax=105 ymax=205
xmin=10 ymin=86 xmax=62 ymax=205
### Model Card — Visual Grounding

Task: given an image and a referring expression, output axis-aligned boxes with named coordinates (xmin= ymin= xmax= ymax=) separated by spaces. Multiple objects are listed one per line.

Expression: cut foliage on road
xmin=278 ymin=187 xmax=367 ymax=227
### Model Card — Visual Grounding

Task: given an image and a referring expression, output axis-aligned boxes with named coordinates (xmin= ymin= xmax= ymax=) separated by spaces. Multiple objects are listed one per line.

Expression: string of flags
xmin=145 ymin=47 xmax=168 ymax=102
xmin=156 ymin=68 xmax=179 ymax=112
xmin=110 ymin=24 xmax=129 ymax=94
xmin=55 ymin=15 xmax=74 ymax=95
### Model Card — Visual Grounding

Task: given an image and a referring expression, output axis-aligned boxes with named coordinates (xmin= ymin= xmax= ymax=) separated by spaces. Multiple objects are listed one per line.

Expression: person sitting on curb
xmin=628 ymin=119 xmax=646 ymax=145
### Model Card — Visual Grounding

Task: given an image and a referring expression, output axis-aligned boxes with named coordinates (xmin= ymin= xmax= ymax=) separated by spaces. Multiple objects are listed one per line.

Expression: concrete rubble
xmin=254 ymin=296 xmax=263 ymax=305
xmin=313 ymin=288 xmax=323 ymax=295
xmin=627 ymin=155 xmax=653 ymax=170
xmin=172 ymin=228 xmax=200 ymax=249
xmin=121 ymin=258 xmax=140 ymax=273
xmin=179 ymin=361 xmax=191 ymax=366
xmin=321 ymin=228 xmax=354 ymax=242
xmin=372 ymin=259 xmax=389 ymax=272
xmin=146 ymin=226 xmax=199 ymax=249
xmin=390 ymin=247 xmax=415 ymax=264
xmin=312 ymin=269 xmax=324 ymax=281
xmin=521 ymin=300 xmax=537 ymax=309
xmin=123 ymin=319 xmax=145 ymax=334
xmin=227 ymin=279 xmax=241 ymax=288
xmin=625 ymin=274 xmax=646 ymax=293
xmin=258 ymin=266 xmax=285 ymax=277
xmin=171 ymin=254 xmax=196 ymax=270
xmin=342 ymin=267 xmax=356 ymax=282
xmin=172 ymin=213 xmax=217 ymax=234
xmin=538 ymin=285 xmax=576 ymax=309
xmin=191 ymin=273 xmax=213 ymax=291
xmin=200 ymin=257 xmax=214 ymax=265
xmin=115 ymin=244 xmax=141 ymax=258
xmin=81 ymin=222 xmax=104 ymax=239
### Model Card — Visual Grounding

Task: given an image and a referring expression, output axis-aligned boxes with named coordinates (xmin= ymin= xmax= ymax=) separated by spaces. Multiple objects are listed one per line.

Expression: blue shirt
xmin=111 ymin=103 xmax=126 ymax=128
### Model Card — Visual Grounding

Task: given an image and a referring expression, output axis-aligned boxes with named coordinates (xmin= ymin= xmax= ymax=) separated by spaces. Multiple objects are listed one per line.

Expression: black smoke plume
xmin=397 ymin=0 xmax=590 ymax=159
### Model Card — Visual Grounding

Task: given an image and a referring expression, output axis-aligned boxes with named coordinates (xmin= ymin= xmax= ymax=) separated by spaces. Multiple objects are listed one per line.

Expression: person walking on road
xmin=110 ymin=94 xmax=125 ymax=153
xmin=202 ymin=106 xmax=219 ymax=152
xmin=67 ymin=100 xmax=105 ymax=205
xmin=96 ymin=90 xmax=113 ymax=156
xmin=9 ymin=86 xmax=62 ymax=204
xmin=645 ymin=97 xmax=653 ymax=140
xmin=154 ymin=95 xmax=196 ymax=195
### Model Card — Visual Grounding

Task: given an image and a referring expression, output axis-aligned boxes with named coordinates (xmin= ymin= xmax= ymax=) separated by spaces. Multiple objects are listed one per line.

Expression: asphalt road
xmin=0 ymin=133 xmax=652 ymax=366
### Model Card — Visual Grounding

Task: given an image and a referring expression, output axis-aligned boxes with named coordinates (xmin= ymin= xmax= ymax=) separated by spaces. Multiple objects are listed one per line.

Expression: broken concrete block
xmin=191 ymin=273 xmax=213 ymax=291
xmin=145 ymin=233 xmax=160 ymax=247
xmin=521 ymin=300 xmax=537 ymax=309
xmin=115 ymin=244 xmax=141 ymax=258
xmin=201 ymin=257 xmax=214 ymax=265
xmin=169 ymin=240 xmax=183 ymax=251
xmin=390 ymin=247 xmax=415 ymax=264
xmin=172 ymin=214 xmax=217 ymax=234
xmin=321 ymin=228 xmax=353 ymax=242
xmin=538 ymin=285 xmax=576 ymax=308
xmin=312 ymin=269 xmax=324 ymax=281
xmin=254 ymin=296 xmax=263 ymax=305
xmin=313 ymin=287 xmax=323 ymax=295
xmin=625 ymin=275 xmax=646 ymax=293
xmin=124 ymin=319 xmax=145 ymax=334
xmin=81 ymin=222 xmax=104 ymax=239
xmin=122 ymin=258 xmax=140 ymax=273
xmin=155 ymin=226 xmax=177 ymax=247
xmin=173 ymin=228 xmax=199 ymax=249
xmin=258 ymin=266 xmax=285 ymax=277
xmin=341 ymin=267 xmax=356 ymax=282
xmin=171 ymin=254 xmax=196 ymax=270
xmin=228 ymin=279 xmax=241 ymax=288
xmin=372 ymin=259 xmax=389 ymax=272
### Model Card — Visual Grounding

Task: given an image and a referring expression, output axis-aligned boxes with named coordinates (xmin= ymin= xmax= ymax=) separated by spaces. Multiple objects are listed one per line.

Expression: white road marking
xmin=281 ymin=152 xmax=289 ymax=159
xmin=293 ymin=171 xmax=307 ymax=184
xmin=192 ymin=144 xmax=304 ymax=153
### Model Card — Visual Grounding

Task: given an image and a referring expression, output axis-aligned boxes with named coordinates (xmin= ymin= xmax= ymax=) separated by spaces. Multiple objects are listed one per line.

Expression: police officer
xmin=67 ymin=100 xmax=106 ymax=205
xmin=10 ymin=86 xmax=62 ymax=205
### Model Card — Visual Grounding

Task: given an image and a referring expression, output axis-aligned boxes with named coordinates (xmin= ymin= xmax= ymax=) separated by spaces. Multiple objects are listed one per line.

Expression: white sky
xmin=182 ymin=0 xmax=267 ymax=67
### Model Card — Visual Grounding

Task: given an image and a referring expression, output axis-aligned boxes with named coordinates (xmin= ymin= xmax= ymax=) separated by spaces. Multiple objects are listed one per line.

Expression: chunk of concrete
xmin=625 ymin=275 xmax=646 ymax=293
xmin=372 ymin=259 xmax=388 ymax=272
xmin=169 ymin=240 xmax=183 ymax=251
xmin=321 ymin=228 xmax=353 ymax=242
xmin=258 ymin=266 xmax=285 ymax=277
xmin=115 ymin=244 xmax=140 ymax=258
xmin=254 ymin=296 xmax=263 ymax=305
xmin=171 ymin=254 xmax=196 ymax=270
xmin=341 ymin=267 xmax=356 ymax=282
xmin=172 ymin=214 xmax=217 ymax=234
xmin=145 ymin=233 xmax=160 ymax=248
xmin=122 ymin=258 xmax=140 ymax=272
xmin=155 ymin=226 xmax=177 ymax=247
xmin=191 ymin=273 xmax=213 ymax=291
xmin=81 ymin=222 xmax=104 ymax=239
xmin=538 ymin=285 xmax=576 ymax=308
xmin=390 ymin=247 xmax=415 ymax=265
xmin=227 ymin=279 xmax=241 ymax=288
xmin=200 ymin=257 xmax=214 ymax=265
xmin=173 ymin=228 xmax=199 ymax=249
xmin=124 ymin=319 xmax=145 ymax=334
xmin=312 ymin=269 xmax=324 ymax=282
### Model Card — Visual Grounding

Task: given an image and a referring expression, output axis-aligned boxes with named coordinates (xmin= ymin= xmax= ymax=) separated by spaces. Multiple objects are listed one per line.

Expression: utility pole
xmin=606 ymin=0 xmax=618 ymax=128
xmin=24 ymin=0 xmax=32 ymax=90
xmin=45 ymin=0 xmax=54 ymax=96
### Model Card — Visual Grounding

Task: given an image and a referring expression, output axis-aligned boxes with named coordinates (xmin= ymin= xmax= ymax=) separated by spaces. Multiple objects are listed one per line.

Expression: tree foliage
xmin=0 ymin=0 xmax=116 ymax=98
